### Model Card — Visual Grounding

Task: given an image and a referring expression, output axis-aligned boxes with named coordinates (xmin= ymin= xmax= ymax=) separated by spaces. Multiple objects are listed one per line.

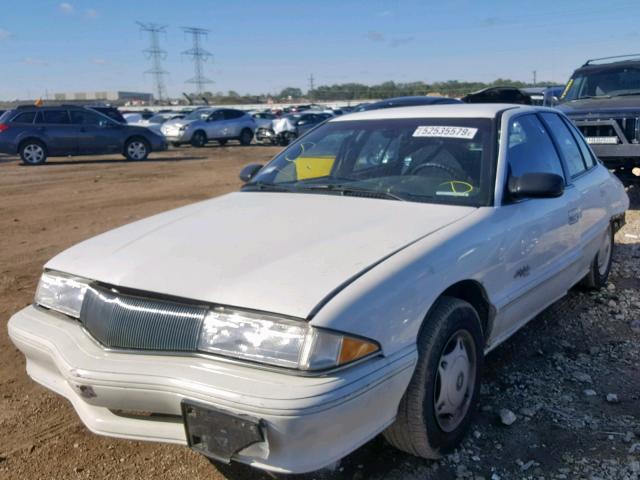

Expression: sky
xmin=1 ymin=0 xmax=640 ymax=100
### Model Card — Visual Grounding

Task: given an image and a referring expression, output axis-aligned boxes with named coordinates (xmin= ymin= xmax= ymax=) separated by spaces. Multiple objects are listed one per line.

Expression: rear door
xmin=34 ymin=110 xmax=77 ymax=155
xmin=221 ymin=109 xmax=245 ymax=138
xmin=541 ymin=112 xmax=609 ymax=276
xmin=70 ymin=109 xmax=121 ymax=154
xmin=491 ymin=113 xmax=580 ymax=341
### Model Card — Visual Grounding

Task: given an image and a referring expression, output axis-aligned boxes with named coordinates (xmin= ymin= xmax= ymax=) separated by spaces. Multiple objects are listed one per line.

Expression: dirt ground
xmin=0 ymin=146 xmax=638 ymax=480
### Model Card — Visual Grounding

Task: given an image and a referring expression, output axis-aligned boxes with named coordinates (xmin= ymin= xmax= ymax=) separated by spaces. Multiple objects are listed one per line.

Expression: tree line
xmin=198 ymin=78 xmax=560 ymax=104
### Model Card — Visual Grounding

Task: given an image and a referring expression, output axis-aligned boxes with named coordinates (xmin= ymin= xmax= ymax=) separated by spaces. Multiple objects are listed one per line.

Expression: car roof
xmin=331 ymin=103 xmax=542 ymax=122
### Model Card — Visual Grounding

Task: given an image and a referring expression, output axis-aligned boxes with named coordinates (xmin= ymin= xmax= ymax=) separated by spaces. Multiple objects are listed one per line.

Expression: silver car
xmin=161 ymin=108 xmax=256 ymax=147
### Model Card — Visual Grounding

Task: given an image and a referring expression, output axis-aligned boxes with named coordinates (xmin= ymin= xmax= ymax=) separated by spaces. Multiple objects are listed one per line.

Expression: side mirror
xmin=508 ymin=172 xmax=564 ymax=199
xmin=239 ymin=163 xmax=263 ymax=183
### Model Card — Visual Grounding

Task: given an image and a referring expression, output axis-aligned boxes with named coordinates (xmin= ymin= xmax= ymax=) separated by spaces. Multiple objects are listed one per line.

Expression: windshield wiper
xmin=298 ymin=184 xmax=406 ymax=201
xmin=242 ymin=182 xmax=294 ymax=192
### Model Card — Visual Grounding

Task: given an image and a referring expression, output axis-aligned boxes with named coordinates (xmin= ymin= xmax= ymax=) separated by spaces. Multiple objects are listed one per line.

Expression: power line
xmin=182 ymin=27 xmax=213 ymax=95
xmin=137 ymin=22 xmax=169 ymax=102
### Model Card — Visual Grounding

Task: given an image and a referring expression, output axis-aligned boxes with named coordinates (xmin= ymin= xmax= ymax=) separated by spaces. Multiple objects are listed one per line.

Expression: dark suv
xmin=557 ymin=54 xmax=640 ymax=174
xmin=0 ymin=105 xmax=167 ymax=165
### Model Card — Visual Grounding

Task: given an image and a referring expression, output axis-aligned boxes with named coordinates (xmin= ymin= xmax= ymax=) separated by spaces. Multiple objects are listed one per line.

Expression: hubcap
xmin=127 ymin=141 xmax=146 ymax=160
xmin=24 ymin=144 xmax=44 ymax=163
xmin=597 ymin=225 xmax=612 ymax=276
xmin=434 ymin=330 xmax=476 ymax=433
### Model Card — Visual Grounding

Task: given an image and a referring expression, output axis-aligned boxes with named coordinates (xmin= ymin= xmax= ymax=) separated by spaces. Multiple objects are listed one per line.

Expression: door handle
xmin=568 ymin=208 xmax=581 ymax=225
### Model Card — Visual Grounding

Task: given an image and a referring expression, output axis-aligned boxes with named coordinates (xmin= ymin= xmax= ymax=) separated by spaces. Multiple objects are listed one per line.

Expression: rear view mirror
xmin=508 ymin=172 xmax=564 ymax=199
xmin=239 ymin=163 xmax=263 ymax=183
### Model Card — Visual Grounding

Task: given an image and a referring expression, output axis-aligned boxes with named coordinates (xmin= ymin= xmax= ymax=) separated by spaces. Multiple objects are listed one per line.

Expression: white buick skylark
xmin=8 ymin=104 xmax=628 ymax=474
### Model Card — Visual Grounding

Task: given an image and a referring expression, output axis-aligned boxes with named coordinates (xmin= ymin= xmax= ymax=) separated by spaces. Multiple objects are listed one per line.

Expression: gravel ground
xmin=0 ymin=148 xmax=638 ymax=480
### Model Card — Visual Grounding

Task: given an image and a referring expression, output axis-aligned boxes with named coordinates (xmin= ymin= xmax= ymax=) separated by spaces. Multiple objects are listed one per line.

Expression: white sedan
xmin=8 ymin=104 xmax=628 ymax=474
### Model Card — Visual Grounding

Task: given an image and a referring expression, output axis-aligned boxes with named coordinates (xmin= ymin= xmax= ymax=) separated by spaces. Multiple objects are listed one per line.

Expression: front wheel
xmin=124 ymin=138 xmax=149 ymax=161
xmin=384 ymin=296 xmax=484 ymax=459
xmin=20 ymin=141 xmax=48 ymax=165
xmin=581 ymin=223 xmax=614 ymax=289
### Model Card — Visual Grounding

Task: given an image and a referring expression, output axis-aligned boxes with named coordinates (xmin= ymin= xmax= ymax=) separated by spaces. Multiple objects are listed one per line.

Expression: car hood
xmin=558 ymin=96 xmax=640 ymax=118
xmin=46 ymin=192 xmax=476 ymax=318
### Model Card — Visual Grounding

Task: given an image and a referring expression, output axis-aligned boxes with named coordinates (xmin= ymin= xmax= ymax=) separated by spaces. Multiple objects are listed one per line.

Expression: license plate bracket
xmin=181 ymin=400 xmax=265 ymax=463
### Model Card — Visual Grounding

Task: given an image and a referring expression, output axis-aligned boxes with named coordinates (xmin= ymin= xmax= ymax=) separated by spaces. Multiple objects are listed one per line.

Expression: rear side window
xmin=507 ymin=114 xmax=565 ymax=178
xmin=540 ymin=113 xmax=586 ymax=177
xmin=12 ymin=111 xmax=37 ymax=124
xmin=36 ymin=110 xmax=70 ymax=125
xmin=566 ymin=120 xmax=597 ymax=169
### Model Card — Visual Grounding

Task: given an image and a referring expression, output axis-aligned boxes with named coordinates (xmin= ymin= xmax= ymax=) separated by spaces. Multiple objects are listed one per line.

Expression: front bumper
xmin=8 ymin=306 xmax=415 ymax=473
xmin=162 ymin=130 xmax=191 ymax=144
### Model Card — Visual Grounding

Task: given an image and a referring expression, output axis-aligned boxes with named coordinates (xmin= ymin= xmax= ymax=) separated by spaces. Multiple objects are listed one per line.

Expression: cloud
xmin=482 ymin=16 xmax=504 ymax=26
xmin=59 ymin=2 xmax=74 ymax=14
xmin=23 ymin=57 xmax=48 ymax=66
xmin=0 ymin=28 xmax=11 ymax=41
xmin=85 ymin=8 xmax=98 ymax=19
xmin=390 ymin=36 xmax=415 ymax=48
xmin=366 ymin=30 xmax=385 ymax=42
xmin=91 ymin=58 xmax=107 ymax=65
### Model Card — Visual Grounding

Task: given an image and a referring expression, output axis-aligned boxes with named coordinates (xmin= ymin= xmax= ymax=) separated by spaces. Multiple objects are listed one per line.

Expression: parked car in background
xmin=256 ymin=110 xmax=333 ymax=145
xmin=161 ymin=108 xmax=256 ymax=147
xmin=0 ymin=105 xmax=167 ymax=164
xmin=462 ymin=87 xmax=533 ymax=105
xmin=557 ymin=54 xmax=640 ymax=175
xmin=8 ymin=104 xmax=628 ymax=475
xmin=123 ymin=113 xmax=143 ymax=124
xmin=251 ymin=111 xmax=277 ymax=129
xmin=353 ymin=95 xmax=462 ymax=112
xmin=521 ymin=86 xmax=565 ymax=106
xmin=136 ymin=112 xmax=185 ymax=135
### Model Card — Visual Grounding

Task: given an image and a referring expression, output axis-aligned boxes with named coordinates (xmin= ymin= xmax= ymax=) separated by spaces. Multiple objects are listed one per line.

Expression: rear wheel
xmin=20 ymin=140 xmax=47 ymax=165
xmin=239 ymin=129 xmax=253 ymax=146
xmin=124 ymin=138 xmax=149 ymax=161
xmin=581 ymin=223 xmax=614 ymax=289
xmin=384 ymin=296 xmax=483 ymax=459
xmin=191 ymin=131 xmax=207 ymax=148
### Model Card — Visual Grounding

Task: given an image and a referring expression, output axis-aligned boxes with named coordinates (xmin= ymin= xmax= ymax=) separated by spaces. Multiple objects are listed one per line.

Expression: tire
xmin=217 ymin=139 xmax=228 ymax=146
xmin=20 ymin=140 xmax=47 ymax=165
xmin=384 ymin=296 xmax=484 ymax=459
xmin=191 ymin=130 xmax=207 ymax=148
xmin=239 ymin=129 xmax=253 ymax=146
xmin=124 ymin=138 xmax=150 ymax=161
xmin=580 ymin=223 xmax=614 ymax=290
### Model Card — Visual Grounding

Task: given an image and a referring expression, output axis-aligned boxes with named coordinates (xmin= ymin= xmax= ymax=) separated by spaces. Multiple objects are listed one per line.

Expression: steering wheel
xmin=411 ymin=162 xmax=466 ymax=179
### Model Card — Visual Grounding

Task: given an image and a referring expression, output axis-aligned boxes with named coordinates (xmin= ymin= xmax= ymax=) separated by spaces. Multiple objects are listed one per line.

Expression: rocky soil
xmin=0 ymin=149 xmax=638 ymax=480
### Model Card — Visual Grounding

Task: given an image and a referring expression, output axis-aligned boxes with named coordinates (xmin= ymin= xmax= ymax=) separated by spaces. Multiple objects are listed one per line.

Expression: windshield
xmin=245 ymin=118 xmax=495 ymax=207
xmin=562 ymin=65 xmax=640 ymax=100
xmin=185 ymin=109 xmax=213 ymax=120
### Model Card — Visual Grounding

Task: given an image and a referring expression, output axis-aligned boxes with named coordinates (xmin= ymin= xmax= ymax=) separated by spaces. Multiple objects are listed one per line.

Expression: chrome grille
xmin=80 ymin=285 xmax=208 ymax=352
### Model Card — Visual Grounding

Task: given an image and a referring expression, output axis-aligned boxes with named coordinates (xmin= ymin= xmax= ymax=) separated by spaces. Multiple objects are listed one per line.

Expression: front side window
xmin=70 ymin=110 xmax=108 ymax=126
xmin=36 ymin=110 xmax=70 ymax=125
xmin=247 ymin=118 xmax=495 ymax=207
xmin=540 ymin=113 xmax=586 ymax=177
xmin=185 ymin=109 xmax=213 ymax=121
xmin=507 ymin=114 xmax=564 ymax=178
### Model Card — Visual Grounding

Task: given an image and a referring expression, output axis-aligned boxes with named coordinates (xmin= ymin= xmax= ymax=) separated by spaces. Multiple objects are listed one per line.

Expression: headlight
xmin=35 ymin=271 xmax=89 ymax=318
xmin=198 ymin=308 xmax=380 ymax=371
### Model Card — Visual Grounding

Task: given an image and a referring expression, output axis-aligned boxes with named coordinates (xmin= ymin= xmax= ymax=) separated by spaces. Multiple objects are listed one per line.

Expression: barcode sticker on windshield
xmin=413 ymin=126 xmax=478 ymax=139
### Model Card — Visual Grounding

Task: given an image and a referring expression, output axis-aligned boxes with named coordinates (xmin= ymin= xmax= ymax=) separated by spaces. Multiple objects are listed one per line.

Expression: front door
xmin=70 ymin=110 xmax=121 ymax=154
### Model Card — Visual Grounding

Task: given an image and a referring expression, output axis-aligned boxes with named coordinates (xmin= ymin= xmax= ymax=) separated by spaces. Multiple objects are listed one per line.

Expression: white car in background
xmin=137 ymin=113 xmax=185 ymax=135
xmin=8 ymin=104 xmax=628 ymax=474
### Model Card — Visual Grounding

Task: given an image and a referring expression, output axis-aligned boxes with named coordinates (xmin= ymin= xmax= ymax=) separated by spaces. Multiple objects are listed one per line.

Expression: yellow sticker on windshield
xmin=294 ymin=155 xmax=336 ymax=180
xmin=413 ymin=126 xmax=477 ymax=139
